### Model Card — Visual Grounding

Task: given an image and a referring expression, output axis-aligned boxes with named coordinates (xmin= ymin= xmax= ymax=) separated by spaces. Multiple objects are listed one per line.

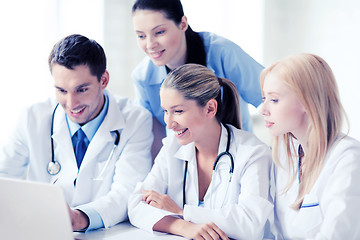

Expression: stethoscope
xmin=297 ymin=144 xmax=319 ymax=208
xmin=182 ymin=124 xmax=234 ymax=208
xmin=47 ymin=103 xmax=120 ymax=177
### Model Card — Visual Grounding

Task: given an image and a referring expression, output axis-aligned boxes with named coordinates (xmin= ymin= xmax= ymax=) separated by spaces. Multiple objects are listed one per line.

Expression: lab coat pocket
xmin=93 ymin=156 xmax=110 ymax=177
xmin=293 ymin=194 xmax=323 ymax=236
xmin=92 ymin=153 xmax=116 ymax=198
xmin=93 ymin=145 xmax=118 ymax=181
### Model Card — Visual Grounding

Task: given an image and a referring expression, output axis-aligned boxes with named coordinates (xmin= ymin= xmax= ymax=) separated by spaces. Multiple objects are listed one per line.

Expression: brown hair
xmin=162 ymin=63 xmax=242 ymax=129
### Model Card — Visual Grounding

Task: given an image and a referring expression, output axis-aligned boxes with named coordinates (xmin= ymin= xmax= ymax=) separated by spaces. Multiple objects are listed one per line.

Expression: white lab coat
xmin=128 ymin=124 xmax=273 ymax=240
xmin=0 ymin=91 xmax=153 ymax=228
xmin=273 ymin=135 xmax=360 ymax=239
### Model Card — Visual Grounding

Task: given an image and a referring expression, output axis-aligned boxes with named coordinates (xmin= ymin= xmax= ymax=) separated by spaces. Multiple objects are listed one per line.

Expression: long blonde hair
xmin=260 ymin=53 xmax=348 ymax=209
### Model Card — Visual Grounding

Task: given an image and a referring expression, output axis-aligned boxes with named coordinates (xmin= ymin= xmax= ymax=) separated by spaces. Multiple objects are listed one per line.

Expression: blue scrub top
xmin=132 ymin=32 xmax=263 ymax=132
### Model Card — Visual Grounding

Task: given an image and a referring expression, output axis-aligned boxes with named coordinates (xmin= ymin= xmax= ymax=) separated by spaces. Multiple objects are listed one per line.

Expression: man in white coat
xmin=0 ymin=34 xmax=153 ymax=231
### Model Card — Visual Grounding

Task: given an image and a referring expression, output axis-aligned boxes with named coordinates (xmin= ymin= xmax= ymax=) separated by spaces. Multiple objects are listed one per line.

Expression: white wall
xmin=0 ymin=0 xmax=105 ymax=146
xmin=0 ymin=1 xmax=55 ymax=146
xmin=181 ymin=0 xmax=263 ymax=64
xmin=102 ymin=0 xmax=144 ymax=99
xmin=179 ymin=0 xmax=270 ymax=144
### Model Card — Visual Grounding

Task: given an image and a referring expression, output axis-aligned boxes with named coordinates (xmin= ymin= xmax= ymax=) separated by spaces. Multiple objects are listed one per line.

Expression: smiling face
xmin=160 ymin=88 xmax=210 ymax=145
xmin=260 ymin=73 xmax=308 ymax=140
xmin=132 ymin=10 xmax=188 ymax=70
xmin=52 ymin=64 xmax=108 ymax=125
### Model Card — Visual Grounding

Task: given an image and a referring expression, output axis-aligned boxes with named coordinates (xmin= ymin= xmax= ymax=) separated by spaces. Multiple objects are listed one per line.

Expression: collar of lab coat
xmin=51 ymin=90 xmax=125 ymax=147
xmin=172 ymin=123 xmax=230 ymax=163
xmin=173 ymin=141 xmax=196 ymax=163
xmin=100 ymin=90 xmax=125 ymax=133
xmin=218 ymin=124 xmax=231 ymax=155
xmin=171 ymin=124 xmax=233 ymax=206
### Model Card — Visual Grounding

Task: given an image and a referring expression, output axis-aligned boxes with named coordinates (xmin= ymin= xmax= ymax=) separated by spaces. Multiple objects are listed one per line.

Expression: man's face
xmin=52 ymin=64 xmax=108 ymax=125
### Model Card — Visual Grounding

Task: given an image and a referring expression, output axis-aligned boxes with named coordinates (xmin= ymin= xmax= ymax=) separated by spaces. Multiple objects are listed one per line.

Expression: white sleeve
xmin=0 ymin=106 xmax=34 ymax=177
xmin=128 ymin=143 xmax=179 ymax=233
xmin=78 ymin=107 xmax=154 ymax=228
xmin=312 ymin=142 xmax=360 ymax=240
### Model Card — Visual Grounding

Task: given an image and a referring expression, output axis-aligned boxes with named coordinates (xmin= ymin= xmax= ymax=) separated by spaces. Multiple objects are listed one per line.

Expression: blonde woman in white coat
xmin=128 ymin=64 xmax=273 ymax=240
xmin=260 ymin=53 xmax=360 ymax=239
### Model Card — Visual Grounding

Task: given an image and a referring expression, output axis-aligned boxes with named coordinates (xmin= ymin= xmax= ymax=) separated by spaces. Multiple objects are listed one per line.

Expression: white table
xmin=73 ymin=221 xmax=185 ymax=240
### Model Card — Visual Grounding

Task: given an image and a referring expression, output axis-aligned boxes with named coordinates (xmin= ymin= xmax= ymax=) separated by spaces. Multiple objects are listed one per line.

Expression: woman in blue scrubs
xmin=131 ymin=0 xmax=263 ymax=157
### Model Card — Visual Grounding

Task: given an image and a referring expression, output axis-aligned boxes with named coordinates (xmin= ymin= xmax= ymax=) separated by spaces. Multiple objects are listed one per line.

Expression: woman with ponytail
xmin=131 ymin=0 xmax=263 ymax=158
xmin=128 ymin=64 xmax=272 ymax=240
xmin=260 ymin=53 xmax=360 ymax=239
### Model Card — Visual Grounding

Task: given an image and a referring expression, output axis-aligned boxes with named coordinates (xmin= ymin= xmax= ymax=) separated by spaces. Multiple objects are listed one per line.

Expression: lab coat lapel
xmin=72 ymin=92 xmax=125 ymax=205
xmin=80 ymin=92 xmax=125 ymax=172
xmin=98 ymin=91 xmax=126 ymax=130
xmin=51 ymin=105 xmax=78 ymax=204
xmin=173 ymin=142 xmax=195 ymax=163
xmin=204 ymin=124 xmax=234 ymax=208
xmin=174 ymin=142 xmax=199 ymax=206
xmin=72 ymin=127 xmax=113 ymax=205
xmin=52 ymin=105 xmax=76 ymax=168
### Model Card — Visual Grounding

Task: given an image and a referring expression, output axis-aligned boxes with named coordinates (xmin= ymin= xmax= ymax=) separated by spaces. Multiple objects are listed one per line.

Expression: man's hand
xmin=67 ymin=204 xmax=89 ymax=231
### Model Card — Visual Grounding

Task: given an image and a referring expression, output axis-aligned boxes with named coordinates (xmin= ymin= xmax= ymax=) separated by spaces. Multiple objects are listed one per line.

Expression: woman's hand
xmin=184 ymin=222 xmax=229 ymax=240
xmin=142 ymin=190 xmax=183 ymax=215
xmin=154 ymin=216 xmax=229 ymax=240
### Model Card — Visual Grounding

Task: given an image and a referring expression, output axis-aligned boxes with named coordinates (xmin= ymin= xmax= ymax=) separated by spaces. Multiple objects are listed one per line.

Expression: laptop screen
xmin=0 ymin=177 xmax=74 ymax=240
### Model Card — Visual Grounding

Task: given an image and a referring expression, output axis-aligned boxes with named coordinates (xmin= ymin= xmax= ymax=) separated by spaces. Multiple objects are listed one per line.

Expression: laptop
xmin=0 ymin=177 xmax=74 ymax=240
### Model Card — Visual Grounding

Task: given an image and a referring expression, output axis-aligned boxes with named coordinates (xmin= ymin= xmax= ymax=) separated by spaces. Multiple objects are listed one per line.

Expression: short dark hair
xmin=48 ymin=34 xmax=106 ymax=81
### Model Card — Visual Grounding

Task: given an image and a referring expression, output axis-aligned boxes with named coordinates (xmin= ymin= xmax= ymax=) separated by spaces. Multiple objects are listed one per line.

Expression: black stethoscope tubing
xmin=182 ymin=124 xmax=234 ymax=206
xmin=48 ymin=103 xmax=120 ymax=175
xmin=50 ymin=104 xmax=59 ymax=164
xmin=48 ymin=103 xmax=61 ymax=175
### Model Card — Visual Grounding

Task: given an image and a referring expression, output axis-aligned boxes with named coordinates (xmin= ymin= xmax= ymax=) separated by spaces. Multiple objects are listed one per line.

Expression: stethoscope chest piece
xmin=47 ymin=160 xmax=61 ymax=175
